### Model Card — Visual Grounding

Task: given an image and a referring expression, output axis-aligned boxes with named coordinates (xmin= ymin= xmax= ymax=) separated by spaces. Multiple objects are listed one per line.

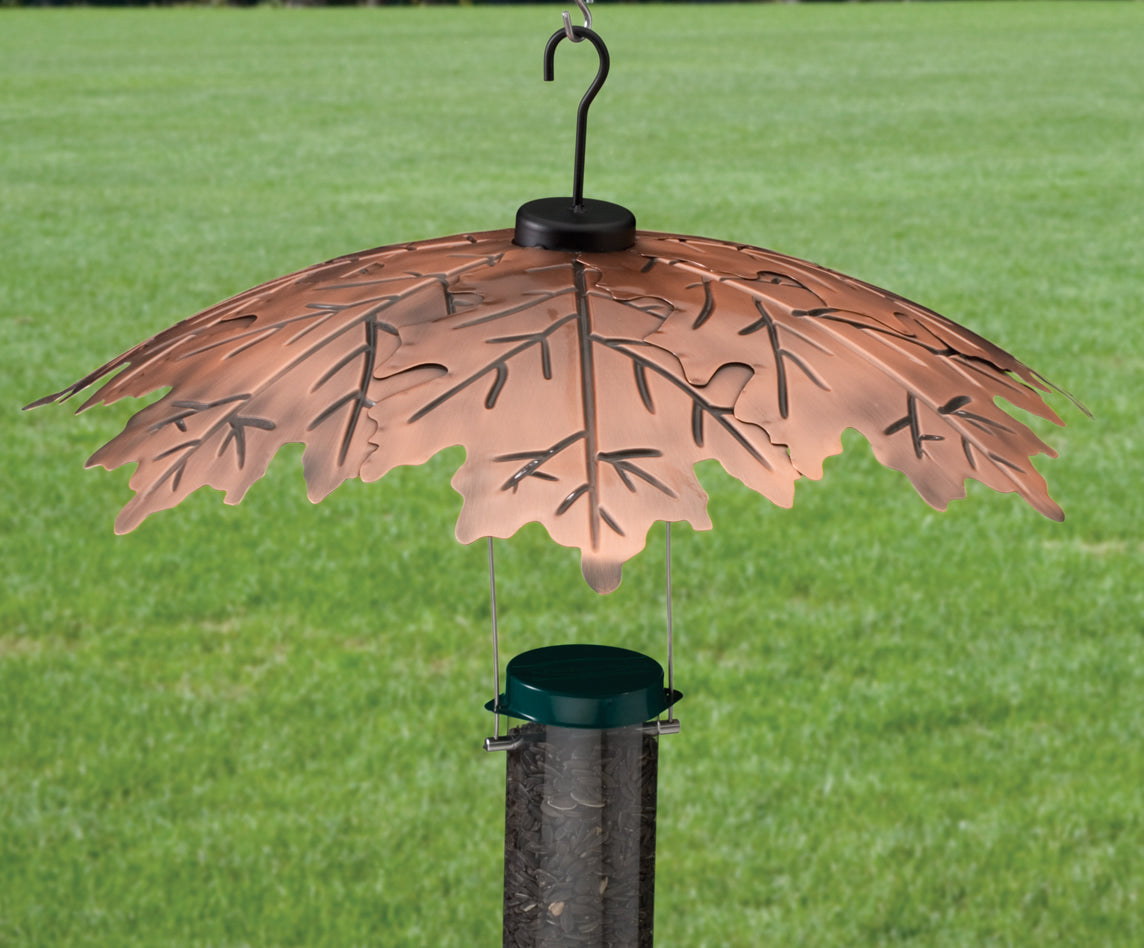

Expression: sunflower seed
xmin=500 ymin=722 xmax=659 ymax=947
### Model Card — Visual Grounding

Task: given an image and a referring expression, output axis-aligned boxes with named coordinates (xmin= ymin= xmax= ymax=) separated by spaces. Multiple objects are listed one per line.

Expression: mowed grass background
xmin=2 ymin=2 xmax=1141 ymax=945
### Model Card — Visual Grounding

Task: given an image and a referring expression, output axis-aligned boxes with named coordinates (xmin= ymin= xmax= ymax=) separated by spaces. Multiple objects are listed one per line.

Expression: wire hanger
xmin=514 ymin=1 xmax=636 ymax=253
xmin=562 ymin=0 xmax=593 ymax=43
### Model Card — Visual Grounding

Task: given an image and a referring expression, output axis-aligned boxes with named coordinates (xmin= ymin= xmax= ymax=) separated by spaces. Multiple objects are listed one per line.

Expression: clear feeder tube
xmin=503 ymin=722 xmax=658 ymax=947
xmin=486 ymin=644 xmax=679 ymax=948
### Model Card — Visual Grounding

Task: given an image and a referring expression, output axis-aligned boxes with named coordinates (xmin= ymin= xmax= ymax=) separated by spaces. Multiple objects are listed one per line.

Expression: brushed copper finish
xmin=29 ymin=229 xmax=1067 ymax=593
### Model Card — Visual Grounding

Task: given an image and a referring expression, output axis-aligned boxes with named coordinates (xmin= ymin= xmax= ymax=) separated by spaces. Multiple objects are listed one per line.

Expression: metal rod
xmin=489 ymin=536 xmax=501 ymax=739
xmin=561 ymin=0 xmax=592 ymax=42
xmin=666 ymin=522 xmax=675 ymax=723
xmin=484 ymin=731 xmax=523 ymax=753
xmin=542 ymin=26 xmax=610 ymax=212
xmin=642 ymin=719 xmax=681 ymax=737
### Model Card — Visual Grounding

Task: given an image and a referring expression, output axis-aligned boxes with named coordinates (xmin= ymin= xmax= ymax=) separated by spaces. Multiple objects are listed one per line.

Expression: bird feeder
xmin=25 ymin=3 xmax=1080 ymax=945
xmin=487 ymin=644 xmax=678 ymax=948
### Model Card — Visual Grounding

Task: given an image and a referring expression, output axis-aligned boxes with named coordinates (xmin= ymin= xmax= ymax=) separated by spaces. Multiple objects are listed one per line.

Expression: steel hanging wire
xmin=666 ymin=522 xmax=675 ymax=725
xmin=484 ymin=524 xmax=679 ymax=747
xmin=488 ymin=537 xmax=501 ymax=739
xmin=562 ymin=0 xmax=593 ymax=42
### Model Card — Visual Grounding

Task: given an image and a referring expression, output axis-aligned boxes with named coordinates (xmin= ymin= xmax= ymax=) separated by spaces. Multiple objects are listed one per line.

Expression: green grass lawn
xmin=2 ymin=2 xmax=1141 ymax=945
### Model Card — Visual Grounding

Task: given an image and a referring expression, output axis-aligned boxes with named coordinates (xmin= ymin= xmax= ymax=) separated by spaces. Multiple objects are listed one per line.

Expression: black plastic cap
xmin=514 ymin=197 xmax=636 ymax=253
xmin=486 ymin=644 xmax=681 ymax=729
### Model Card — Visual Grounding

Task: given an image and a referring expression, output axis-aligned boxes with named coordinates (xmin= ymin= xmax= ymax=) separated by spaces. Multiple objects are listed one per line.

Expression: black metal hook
xmin=514 ymin=23 xmax=633 ymax=253
xmin=543 ymin=26 xmax=609 ymax=212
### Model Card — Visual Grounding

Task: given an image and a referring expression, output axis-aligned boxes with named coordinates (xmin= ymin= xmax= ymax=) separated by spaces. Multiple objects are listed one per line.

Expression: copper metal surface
xmin=29 ymin=229 xmax=1067 ymax=593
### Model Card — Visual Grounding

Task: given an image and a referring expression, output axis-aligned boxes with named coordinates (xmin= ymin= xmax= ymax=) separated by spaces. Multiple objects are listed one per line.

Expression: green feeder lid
xmin=486 ymin=644 xmax=681 ymax=729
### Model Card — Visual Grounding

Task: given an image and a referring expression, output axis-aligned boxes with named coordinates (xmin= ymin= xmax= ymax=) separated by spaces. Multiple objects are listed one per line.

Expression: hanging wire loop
xmin=562 ymin=0 xmax=593 ymax=42
xmin=487 ymin=537 xmax=501 ymax=738
xmin=665 ymin=522 xmax=676 ymax=724
xmin=543 ymin=25 xmax=610 ymax=211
